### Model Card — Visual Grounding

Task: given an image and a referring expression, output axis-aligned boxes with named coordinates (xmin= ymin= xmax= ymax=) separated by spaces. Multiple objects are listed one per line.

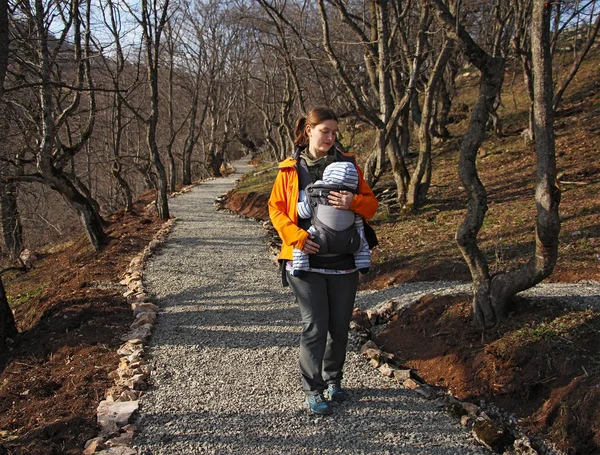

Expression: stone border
xmin=83 ymin=185 xmax=202 ymax=455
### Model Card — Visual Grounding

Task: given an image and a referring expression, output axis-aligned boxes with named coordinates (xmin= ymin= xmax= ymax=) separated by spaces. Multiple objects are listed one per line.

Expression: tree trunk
xmin=429 ymin=0 xmax=510 ymax=329
xmin=488 ymin=0 xmax=561 ymax=315
xmin=406 ymin=41 xmax=453 ymax=211
xmin=0 ymin=277 xmax=17 ymax=346
xmin=46 ymin=169 xmax=107 ymax=251
xmin=167 ymin=147 xmax=176 ymax=192
xmin=111 ymin=160 xmax=133 ymax=212
xmin=68 ymin=173 xmax=105 ymax=223
xmin=455 ymin=64 xmax=505 ymax=329
xmin=148 ymin=116 xmax=170 ymax=220
xmin=0 ymin=0 xmax=7 ymax=99
xmin=182 ymin=103 xmax=198 ymax=186
xmin=0 ymin=183 xmax=23 ymax=261
xmin=385 ymin=131 xmax=408 ymax=206
xmin=435 ymin=77 xmax=452 ymax=138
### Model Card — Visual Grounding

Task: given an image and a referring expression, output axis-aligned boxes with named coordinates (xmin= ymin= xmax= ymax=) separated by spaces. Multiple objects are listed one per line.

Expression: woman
xmin=268 ymin=107 xmax=378 ymax=415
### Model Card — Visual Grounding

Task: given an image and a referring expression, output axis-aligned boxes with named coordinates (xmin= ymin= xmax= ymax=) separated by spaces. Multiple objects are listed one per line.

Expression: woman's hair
xmin=293 ymin=106 xmax=339 ymax=147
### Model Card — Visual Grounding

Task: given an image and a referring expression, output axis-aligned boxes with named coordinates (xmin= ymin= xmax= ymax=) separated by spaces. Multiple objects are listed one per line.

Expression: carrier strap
xmin=294 ymin=146 xmax=356 ymax=192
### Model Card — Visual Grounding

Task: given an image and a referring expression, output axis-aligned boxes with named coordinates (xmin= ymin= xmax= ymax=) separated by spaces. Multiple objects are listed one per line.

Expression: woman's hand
xmin=328 ymin=190 xmax=354 ymax=210
xmin=302 ymin=235 xmax=320 ymax=254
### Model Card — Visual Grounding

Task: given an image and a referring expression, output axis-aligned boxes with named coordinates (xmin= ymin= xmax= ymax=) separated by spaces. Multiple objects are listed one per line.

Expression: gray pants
xmin=286 ymin=270 xmax=359 ymax=395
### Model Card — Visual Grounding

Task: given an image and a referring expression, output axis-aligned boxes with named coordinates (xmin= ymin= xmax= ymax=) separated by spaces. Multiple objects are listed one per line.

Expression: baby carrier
xmin=304 ymin=180 xmax=362 ymax=256
xmin=292 ymin=150 xmax=371 ymax=276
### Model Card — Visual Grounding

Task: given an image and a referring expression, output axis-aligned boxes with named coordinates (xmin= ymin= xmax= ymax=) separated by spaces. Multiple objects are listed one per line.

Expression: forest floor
xmin=0 ymin=192 xmax=166 ymax=455
xmin=1 ymin=54 xmax=599 ymax=455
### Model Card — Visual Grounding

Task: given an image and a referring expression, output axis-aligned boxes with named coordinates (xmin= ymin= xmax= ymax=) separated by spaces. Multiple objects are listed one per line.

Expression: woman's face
xmin=306 ymin=119 xmax=338 ymax=157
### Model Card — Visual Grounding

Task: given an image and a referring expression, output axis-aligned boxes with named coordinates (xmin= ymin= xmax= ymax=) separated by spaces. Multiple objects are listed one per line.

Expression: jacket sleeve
xmin=349 ymin=159 xmax=378 ymax=220
xmin=268 ymin=169 xmax=309 ymax=250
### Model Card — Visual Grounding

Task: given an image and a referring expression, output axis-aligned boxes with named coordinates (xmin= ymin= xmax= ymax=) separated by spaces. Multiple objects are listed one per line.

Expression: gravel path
xmin=134 ymin=159 xmax=598 ymax=455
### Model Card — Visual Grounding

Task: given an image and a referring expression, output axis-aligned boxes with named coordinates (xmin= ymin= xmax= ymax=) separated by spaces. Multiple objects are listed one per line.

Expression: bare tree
xmin=98 ymin=0 xmax=137 ymax=212
xmin=428 ymin=0 xmax=510 ymax=328
xmin=489 ymin=0 xmax=561 ymax=321
xmin=5 ymin=0 xmax=106 ymax=251
xmin=513 ymin=0 xmax=600 ymax=142
xmin=405 ymin=39 xmax=454 ymax=211
xmin=123 ymin=0 xmax=173 ymax=219
xmin=429 ymin=0 xmax=563 ymax=329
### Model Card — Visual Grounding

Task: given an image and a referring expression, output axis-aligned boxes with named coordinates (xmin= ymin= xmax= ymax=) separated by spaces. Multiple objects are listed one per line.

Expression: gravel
xmin=134 ymin=159 xmax=599 ymax=455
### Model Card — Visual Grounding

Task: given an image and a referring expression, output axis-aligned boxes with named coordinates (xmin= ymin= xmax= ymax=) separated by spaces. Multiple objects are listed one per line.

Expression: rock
xmin=95 ymin=447 xmax=137 ymax=455
xmin=19 ymin=249 xmax=37 ymax=268
xmin=351 ymin=308 xmax=371 ymax=329
xmin=129 ymin=256 xmax=143 ymax=268
xmin=83 ymin=437 xmax=105 ymax=454
xmin=116 ymin=374 xmax=148 ymax=390
xmin=366 ymin=309 xmax=378 ymax=326
xmin=368 ymin=357 xmax=381 ymax=368
xmin=106 ymin=424 xmax=135 ymax=447
xmin=471 ymin=417 xmax=515 ymax=453
xmin=127 ymin=292 xmax=150 ymax=304
xmin=403 ymin=378 xmax=421 ymax=390
xmin=126 ymin=279 xmax=142 ymax=292
xmin=97 ymin=400 xmax=139 ymax=428
xmin=462 ymin=401 xmax=480 ymax=416
xmin=444 ymin=398 xmax=467 ymax=417
xmin=147 ymin=239 xmax=161 ymax=251
xmin=116 ymin=390 xmax=140 ymax=402
xmin=117 ymin=342 xmax=144 ymax=357
xmin=509 ymin=436 xmax=539 ymax=455
xmin=360 ymin=340 xmax=381 ymax=360
xmin=414 ymin=384 xmax=436 ymax=399
xmin=391 ymin=368 xmax=412 ymax=381
xmin=130 ymin=311 xmax=157 ymax=329
xmin=132 ymin=302 xmax=160 ymax=316
xmin=378 ymin=363 xmax=395 ymax=377
xmin=119 ymin=273 xmax=141 ymax=286
xmin=377 ymin=300 xmax=396 ymax=322
xmin=122 ymin=324 xmax=153 ymax=342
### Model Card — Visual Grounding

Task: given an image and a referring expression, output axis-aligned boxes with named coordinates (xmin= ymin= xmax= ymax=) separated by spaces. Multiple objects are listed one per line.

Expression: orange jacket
xmin=268 ymin=153 xmax=378 ymax=262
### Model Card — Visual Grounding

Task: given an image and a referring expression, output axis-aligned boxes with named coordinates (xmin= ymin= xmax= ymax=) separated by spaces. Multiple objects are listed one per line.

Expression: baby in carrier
xmin=292 ymin=161 xmax=371 ymax=276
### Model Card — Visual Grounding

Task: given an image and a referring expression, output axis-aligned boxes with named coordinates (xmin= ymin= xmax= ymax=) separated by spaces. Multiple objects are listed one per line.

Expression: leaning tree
xmin=4 ymin=0 xmax=107 ymax=252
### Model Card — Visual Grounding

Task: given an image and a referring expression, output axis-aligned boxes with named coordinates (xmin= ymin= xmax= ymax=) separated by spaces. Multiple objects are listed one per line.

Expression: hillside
xmin=0 ymin=192 xmax=166 ymax=455
xmin=223 ymin=55 xmax=600 ymax=454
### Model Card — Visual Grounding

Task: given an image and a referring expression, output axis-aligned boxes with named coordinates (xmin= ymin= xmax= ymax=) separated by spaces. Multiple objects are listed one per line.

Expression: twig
xmin=559 ymin=180 xmax=592 ymax=186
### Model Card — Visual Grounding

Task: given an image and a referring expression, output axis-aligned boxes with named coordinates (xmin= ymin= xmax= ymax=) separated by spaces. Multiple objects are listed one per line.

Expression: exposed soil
xmin=376 ymin=295 xmax=600 ymax=455
xmin=224 ymin=191 xmax=271 ymax=220
xmin=0 ymin=191 xmax=166 ymax=455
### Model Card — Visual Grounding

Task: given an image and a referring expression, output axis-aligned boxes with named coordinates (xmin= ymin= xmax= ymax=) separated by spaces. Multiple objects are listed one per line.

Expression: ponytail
xmin=294 ymin=117 xmax=308 ymax=147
